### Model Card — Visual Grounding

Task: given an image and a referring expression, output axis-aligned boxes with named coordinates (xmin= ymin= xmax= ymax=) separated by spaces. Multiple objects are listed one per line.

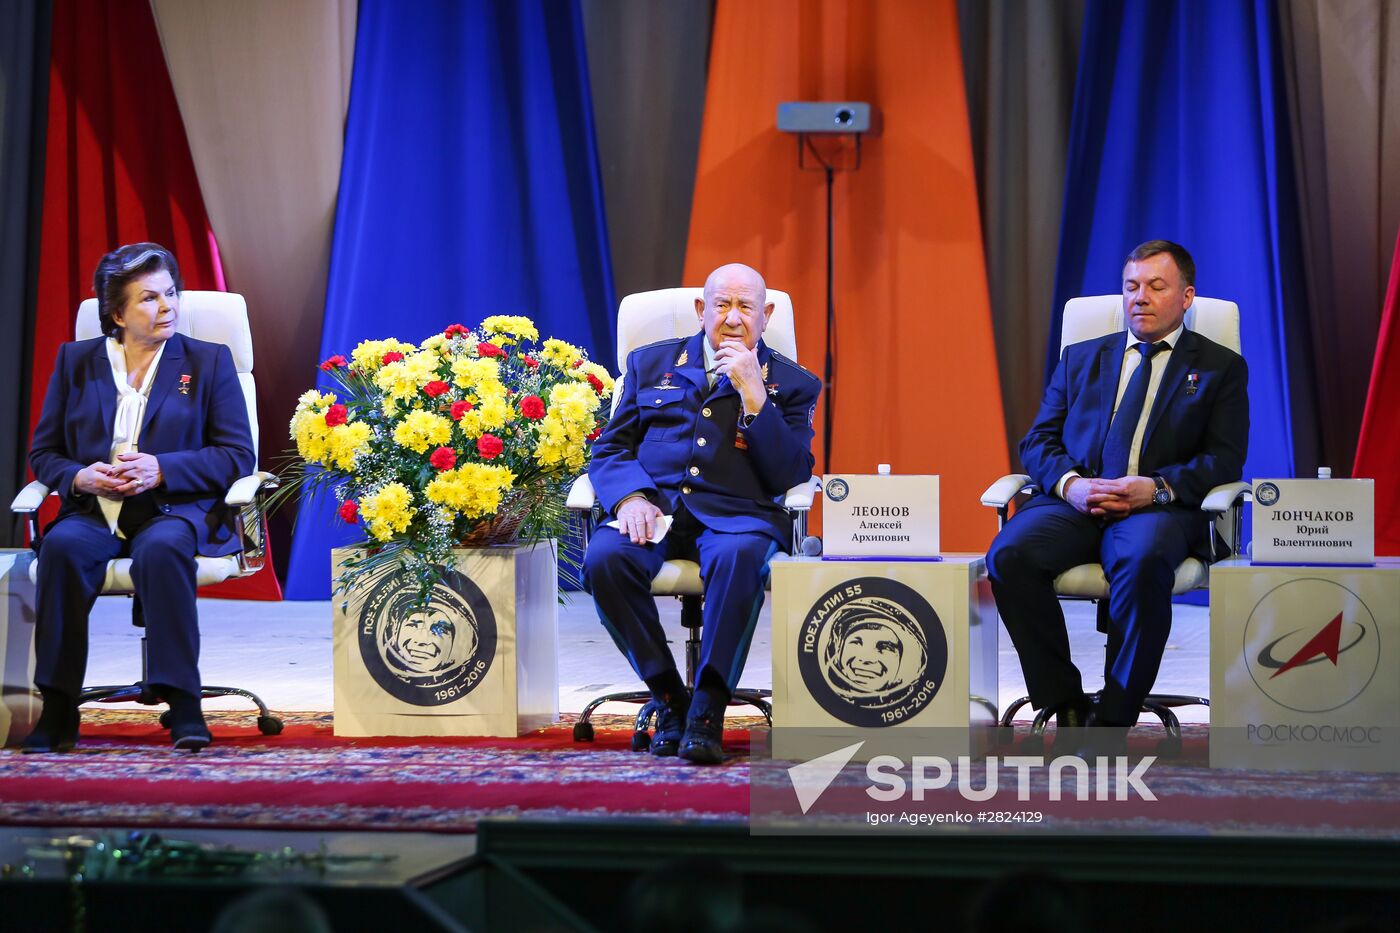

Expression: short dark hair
xmin=93 ymin=242 xmax=183 ymax=340
xmin=1126 ymin=239 xmax=1195 ymax=287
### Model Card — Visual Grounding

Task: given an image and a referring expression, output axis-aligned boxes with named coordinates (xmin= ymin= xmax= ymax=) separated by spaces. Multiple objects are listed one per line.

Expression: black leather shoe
xmin=165 ymin=690 xmax=212 ymax=752
xmin=1054 ymin=694 xmax=1093 ymax=728
xmin=678 ymin=707 xmax=725 ymax=765
xmin=650 ymin=695 xmax=691 ymax=758
xmin=21 ymin=691 xmax=80 ymax=754
xmin=1075 ymin=714 xmax=1129 ymax=759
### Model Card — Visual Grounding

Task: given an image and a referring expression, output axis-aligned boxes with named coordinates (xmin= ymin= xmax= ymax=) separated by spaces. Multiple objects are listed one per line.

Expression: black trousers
xmin=33 ymin=495 xmax=201 ymax=700
xmin=985 ymin=494 xmax=1194 ymax=723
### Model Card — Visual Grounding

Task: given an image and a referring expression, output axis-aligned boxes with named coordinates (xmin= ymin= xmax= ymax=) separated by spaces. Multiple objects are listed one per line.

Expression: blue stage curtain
xmin=1048 ymin=0 xmax=1304 ymax=487
xmin=285 ymin=0 xmax=616 ymax=599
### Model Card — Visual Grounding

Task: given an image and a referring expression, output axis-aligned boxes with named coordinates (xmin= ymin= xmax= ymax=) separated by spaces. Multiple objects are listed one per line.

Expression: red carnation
xmin=450 ymin=400 xmax=474 ymax=421
xmin=324 ymin=404 xmax=348 ymax=427
xmin=477 ymin=342 xmax=503 ymax=358
xmin=320 ymin=354 xmax=347 ymax=371
xmin=338 ymin=499 xmax=359 ymax=524
xmin=444 ymin=323 xmax=469 ymax=337
xmin=587 ymin=424 xmax=603 ymax=441
xmin=381 ymin=351 xmax=405 ymax=365
xmin=429 ymin=446 xmax=457 ymax=471
xmin=477 ymin=433 xmax=504 ymax=459
xmin=572 ymin=359 xmax=583 ymax=368
xmin=586 ymin=373 xmax=605 ymax=394
xmin=520 ymin=395 xmax=546 ymax=420
xmin=423 ymin=380 xmax=450 ymax=398
xmin=521 ymin=355 xmax=539 ymax=369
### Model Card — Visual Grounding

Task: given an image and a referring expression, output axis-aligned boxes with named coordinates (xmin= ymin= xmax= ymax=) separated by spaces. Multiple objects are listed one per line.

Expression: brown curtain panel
xmin=581 ymin=0 xmax=714 ymax=306
xmin=958 ymin=0 xmax=1084 ymax=460
xmin=1278 ymin=0 xmax=1400 ymax=475
xmin=150 ymin=0 xmax=357 ymax=583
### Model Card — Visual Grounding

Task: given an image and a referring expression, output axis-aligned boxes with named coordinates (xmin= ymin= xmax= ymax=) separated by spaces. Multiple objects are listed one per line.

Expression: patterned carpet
xmin=3 ymin=712 xmax=1397 ymax=837
xmin=0 ymin=711 xmax=756 ymax=833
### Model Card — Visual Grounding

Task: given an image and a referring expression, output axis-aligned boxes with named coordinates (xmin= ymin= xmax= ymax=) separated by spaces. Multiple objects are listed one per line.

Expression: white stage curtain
xmin=149 ymin=0 xmax=356 ymax=469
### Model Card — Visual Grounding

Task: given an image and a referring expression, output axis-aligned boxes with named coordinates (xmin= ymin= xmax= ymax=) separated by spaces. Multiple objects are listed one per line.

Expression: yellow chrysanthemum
xmin=324 ymin=422 xmax=371 ymax=471
xmin=548 ymin=381 xmax=602 ymax=424
xmin=480 ymin=315 xmax=539 ymax=345
xmin=450 ymin=356 xmax=501 ymax=391
xmin=456 ymin=389 xmax=512 ymax=439
xmin=571 ymin=360 xmax=615 ymax=398
xmin=350 ymin=338 xmax=417 ymax=373
xmin=419 ymin=333 xmax=449 ymax=356
xmin=539 ymin=338 xmax=583 ymax=370
xmin=392 ymin=409 xmax=453 ymax=453
xmin=424 ymin=463 xmax=516 ymax=519
xmin=375 ymin=351 xmax=445 ymax=402
xmin=360 ymin=482 xmax=416 ymax=542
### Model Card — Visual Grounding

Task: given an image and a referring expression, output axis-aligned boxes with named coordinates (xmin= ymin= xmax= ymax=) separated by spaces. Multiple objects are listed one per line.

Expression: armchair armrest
xmin=225 ymin=471 xmax=280 ymax=508
xmin=11 ymin=480 xmax=51 ymax=513
xmin=566 ymin=473 xmax=597 ymax=511
xmin=980 ymin=474 xmax=1033 ymax=509
xmin=1200 ymin=481 xmax=1250 ymax=514
xmin=784 ymin=475 xmax=821 ymax=511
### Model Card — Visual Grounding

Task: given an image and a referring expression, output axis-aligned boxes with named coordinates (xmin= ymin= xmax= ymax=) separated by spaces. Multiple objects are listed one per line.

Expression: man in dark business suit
xmin=987 ymin=240 xmax=1248 ymax=743
xmin=25 ymin=243 xmax=254 ymax=753
xmin=585 ymin=263 xmax=820 ymax=764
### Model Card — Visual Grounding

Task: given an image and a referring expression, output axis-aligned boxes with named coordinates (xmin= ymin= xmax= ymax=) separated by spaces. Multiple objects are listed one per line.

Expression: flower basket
xmin=278 ymin=316 xmax=615 ymax=603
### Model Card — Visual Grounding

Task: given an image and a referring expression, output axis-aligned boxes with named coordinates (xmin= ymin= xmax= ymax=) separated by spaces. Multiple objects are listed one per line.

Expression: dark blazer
xmin=1019 ymin=327 xmax=1249 ymax=510
xmin=29 ymin=332 xmax=256 ymax=556
xmin=589 ymin=330 xmax=821 ymax=549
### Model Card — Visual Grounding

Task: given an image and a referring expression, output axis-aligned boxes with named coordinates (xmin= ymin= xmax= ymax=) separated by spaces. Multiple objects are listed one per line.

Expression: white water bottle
xmin=1318 ymin=466 xmax=1332 ymax=480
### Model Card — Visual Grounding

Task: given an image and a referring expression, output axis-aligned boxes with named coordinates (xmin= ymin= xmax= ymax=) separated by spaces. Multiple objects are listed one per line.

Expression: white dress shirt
xmin=1055 ymin=324 xmax=1184 ymax=498
xmin=101 ymin=338 xmax=166 ymax=536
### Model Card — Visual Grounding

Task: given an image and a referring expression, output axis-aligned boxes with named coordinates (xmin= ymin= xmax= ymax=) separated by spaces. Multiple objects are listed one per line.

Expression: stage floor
xmin=81 ymin=593 xmax=1210 ymax=723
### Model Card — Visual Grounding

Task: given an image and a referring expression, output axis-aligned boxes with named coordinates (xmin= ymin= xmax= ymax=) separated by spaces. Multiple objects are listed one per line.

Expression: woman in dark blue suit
xmin=22 ymin=243 xmax=255 ymax=753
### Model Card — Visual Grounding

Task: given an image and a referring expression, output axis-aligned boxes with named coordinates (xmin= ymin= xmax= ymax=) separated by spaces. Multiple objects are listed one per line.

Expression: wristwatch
xmin=1152 ymin=475 xmax=1172 ymax=506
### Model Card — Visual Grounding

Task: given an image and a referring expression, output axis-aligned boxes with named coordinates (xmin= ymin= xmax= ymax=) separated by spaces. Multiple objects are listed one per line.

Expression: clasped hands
xmin=73 ymin=452 xmax=163 ymax=500
xmin=711 ymin=338 xmax=766 ymax=415
xmin=1064 ymin=475 xmax=1156 ymax=519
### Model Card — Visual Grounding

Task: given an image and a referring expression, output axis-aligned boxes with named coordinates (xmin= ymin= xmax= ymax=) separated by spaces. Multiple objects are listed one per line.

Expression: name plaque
xmin=1250 ymin=478 xmax=1374 ymax=566
xmin=821 ymin=474 xmax=939 ymax=560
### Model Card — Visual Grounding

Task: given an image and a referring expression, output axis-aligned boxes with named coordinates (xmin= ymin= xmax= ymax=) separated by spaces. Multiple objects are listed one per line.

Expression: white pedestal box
xmin=332 ymin=543 xmax=559 ymax=737
xmin=769 ymin=555 xmax=997 ymax=761
xmin=0 ymin=550 xmax=39 ymax=745
xmin=1209 ymin=558 xmax=1400 ymax=772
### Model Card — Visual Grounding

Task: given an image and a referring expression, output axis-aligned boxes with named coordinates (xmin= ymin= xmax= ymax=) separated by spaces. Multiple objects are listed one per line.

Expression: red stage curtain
xmin=1353 ymin=230 xmax=1400 ymax=555
xmin=31 ymin=0 xmax=280 ymax=598
xmin=683 ymin=0 xmax=1009 ymax=550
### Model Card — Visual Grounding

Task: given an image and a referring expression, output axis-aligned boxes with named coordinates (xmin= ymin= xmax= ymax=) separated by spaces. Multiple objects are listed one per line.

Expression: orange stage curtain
xmin=682 ymin=0 xmax=1009 ymax=550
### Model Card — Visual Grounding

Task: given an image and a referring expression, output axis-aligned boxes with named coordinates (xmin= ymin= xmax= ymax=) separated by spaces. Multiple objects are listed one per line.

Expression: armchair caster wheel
xmin=631 ymin=731 xmax=652 ymax=752
xmin=257 ymin=716 xmax=284 ymax=736
xmin=159 ymin=710 xmax=173 ymax=730
xmin=1155 ymin=736 xmax=1182 ymax=757
xmin=995 ymin=725 xmax=1015 ymax=747
xmin=573 ymin=721 xmax=595 ymax=743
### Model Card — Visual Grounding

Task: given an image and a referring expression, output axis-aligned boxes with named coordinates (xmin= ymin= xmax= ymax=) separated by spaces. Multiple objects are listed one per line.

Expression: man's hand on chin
xmin=714 ymin=338 xmax=767 ymax=414
xmin=1065 ymin=476 xmax=1153 ymax=518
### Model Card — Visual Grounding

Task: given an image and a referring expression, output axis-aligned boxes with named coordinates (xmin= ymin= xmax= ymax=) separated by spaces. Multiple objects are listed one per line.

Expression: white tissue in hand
xmin=605 ymin=513 xmax=674 ymax=544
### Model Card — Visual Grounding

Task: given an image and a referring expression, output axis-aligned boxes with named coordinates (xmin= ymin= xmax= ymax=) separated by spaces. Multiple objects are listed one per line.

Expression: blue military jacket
xmin=589 ymin=330 xmax=821 ymax=549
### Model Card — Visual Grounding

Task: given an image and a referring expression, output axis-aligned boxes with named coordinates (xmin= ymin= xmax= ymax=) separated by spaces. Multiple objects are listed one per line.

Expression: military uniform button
xmin=654 ymin=398 xmax=663 ymax=404
xmin=689 ymin=466 xmax=700 ymax=476
xmin=682 ymin=485 xmax=692 ymax=494
xmin=697 ymin=438 xmax=707 ymax=447
xmin=702 ymin=407 xmax=712 ymax=418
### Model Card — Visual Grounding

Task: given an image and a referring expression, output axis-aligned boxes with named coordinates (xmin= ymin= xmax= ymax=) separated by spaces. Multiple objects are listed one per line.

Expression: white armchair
xmin=567 ymin=287 xmax=820 ymax=746
xmin=981 ymin=295 xmax=1250 ymax=752
xmin=10 ymin=291 xmax=283 ymax=734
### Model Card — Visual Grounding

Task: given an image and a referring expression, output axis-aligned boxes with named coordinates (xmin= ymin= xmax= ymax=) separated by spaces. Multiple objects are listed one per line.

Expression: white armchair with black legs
xmin=981 ymin=295 xmax=1249 ymax=755
xmin=10 ymin=291 xmax=284 ymax=735
xmin=566 ymin=287 xmax=820 ymax=748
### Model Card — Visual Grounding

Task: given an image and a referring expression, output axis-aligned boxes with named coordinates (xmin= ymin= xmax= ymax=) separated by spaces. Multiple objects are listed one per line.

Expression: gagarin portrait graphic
xmin=798 ymin=577 xmax=948 ymax=727
xmin=358 ymin=565 xmax=497 ymax=706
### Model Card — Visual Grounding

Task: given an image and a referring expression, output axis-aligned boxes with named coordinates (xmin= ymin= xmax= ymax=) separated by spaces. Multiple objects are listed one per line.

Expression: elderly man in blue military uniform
xmin=585 ymin=263 xmax=820 ymax=764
